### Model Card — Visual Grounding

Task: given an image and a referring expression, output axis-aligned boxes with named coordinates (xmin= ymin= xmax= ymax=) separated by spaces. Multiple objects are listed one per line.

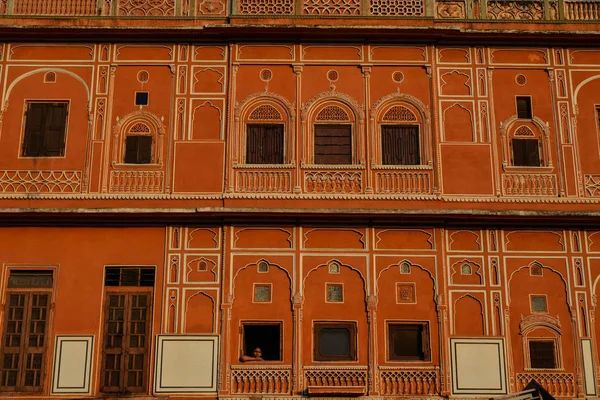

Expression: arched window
xmin=371 ymin=96 xmax=430 ymax=167
xmin=511 ymin=125 xmax=541 ymax=167
xmin=112 ymin=110 xmax=165 ymax=167
xmin=245 ymin=104 xmax=285 ymax=164
xmin=380 ymin=104 xmax=422 ymax=165
xmin=124 ymin=122 xmax=153 ymax=164
xmin=312 ymin=102 xmax=355 ymax=165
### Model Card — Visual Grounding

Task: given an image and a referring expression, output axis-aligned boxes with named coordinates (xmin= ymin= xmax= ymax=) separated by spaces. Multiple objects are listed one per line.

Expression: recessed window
xmin=22 ymin=102 xmax=68 ymax=157
xmin=328 ymin=262 xmax=340 ymax=274
xmin=529 ymin=340 xmax=557 ymax=369
xmin=531 ymin=295 xmax=548 ymax=313
xmin=388 ymin=323 xmax=430 ymax=361
xmin=246 ymin=124 xmax=284 ymax=164
xmin=326 ymin=284 xmax=343 ymax=303
xmin=314 ymin=322 xmax=357 ymax=361
xmin=530 ymin=264 xmax=543 ymax=276
xmin=242 ymin=323 xmax=281 ymax=361
xmin=0 ymin=270 xmax=53 ymax=392
xmin=257 ymin=261 xmax=269 ymax=273
xmin=381 ymin=125 xmax=420 ymax=165
xmin=397 ymin=283 xmax=416 ymax=304
xmin=516 ymin=97 xmax=532 ymax=119
xmin=314 ymin=124 xmax=352 ymax=165
xmin=104 ymin=267 xmax=155 ymax=287
xmin=124 ymin=136 xmax=152 ymax=164
xmin=512 ymin=138 xmax=541 ymax=167
xmin=461 ymin=264 xmax=472 ymax=275
xmin=400 ymin=262 xmax=411 ymax=274
xmin=135 ymin=92 xmax=149 ymax=106
xmin=254 ymin=284 xmax=272 ymax=303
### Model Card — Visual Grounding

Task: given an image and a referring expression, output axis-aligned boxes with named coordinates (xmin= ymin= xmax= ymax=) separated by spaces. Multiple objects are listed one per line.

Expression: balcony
xmin=230 ymin=365 xmax=292 ymax=394
xmin=0 ymin=0 xmax=597 ymax=20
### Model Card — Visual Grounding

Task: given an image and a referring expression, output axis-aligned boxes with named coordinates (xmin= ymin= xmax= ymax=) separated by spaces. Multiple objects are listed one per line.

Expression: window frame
xmin=20 ymin=101 xmax=69 ymax=158
xmin=386 ymin=321 xmax=431 ymax=362
xmin=516 ymin=96 xmax=533 ymax=120
xmin=511 ymin=137 xmax=542 ymax=167
xmin=0 ymin=269 xmax=55 ymax=393
xmin=313 ymin=321 xmax=357 ymax=362
xmin=313 ymin=123 xmax=354 ymax=165
xmin=240 ymin=321 xmax=283 ymax=362
xmin=100 ymin=266 xmax=155 ymax=394
xmin=245 ymin=123 xmax=286 ymax=165
xmin=124 ymin=135 xmax=153 ymax=165
xmin=380 ymin=124 xmax=422 ymax=166
xmin=527 ymin=338 xmax=559 ymax=370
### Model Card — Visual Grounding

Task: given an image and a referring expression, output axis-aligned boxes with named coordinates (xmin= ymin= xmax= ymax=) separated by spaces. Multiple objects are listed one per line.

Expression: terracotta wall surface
xmin=1 ymin=225 xmax=599 ymax=398
xmin=0 ymin=43 xmax=599 ymax=215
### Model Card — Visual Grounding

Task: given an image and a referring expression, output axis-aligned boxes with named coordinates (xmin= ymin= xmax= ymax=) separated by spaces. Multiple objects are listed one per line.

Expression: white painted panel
xmin=451 ymin=338 xmax=507 ymax=395
xmin=52 ymin=336 xmax=94 ymax=394
xmin=155 ymin=335 xmax=219 ymax=393
xmin=581 ymin=339 xmax=596 ymax=395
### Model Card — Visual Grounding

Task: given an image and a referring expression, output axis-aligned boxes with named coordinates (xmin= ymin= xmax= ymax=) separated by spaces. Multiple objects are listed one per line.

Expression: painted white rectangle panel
xmin=155 ymin=335 xmax=219 ymax=393
xmin=451 ymin=338 xmax=507 ymax=395
xmin=51 ymin=336 xmax=94 ymax=394
xmin=581 ymin=339 xmax=596 ymax=395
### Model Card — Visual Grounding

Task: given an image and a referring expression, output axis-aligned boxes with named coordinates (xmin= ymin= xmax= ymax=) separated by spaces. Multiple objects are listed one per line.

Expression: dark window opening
xmin=105 ymin=267 xmax=155 ymax=287
xmin=517 ymin=97 xmax=532 ymax=119
xmin=101 ymin=292 xmax=151 ymax=393
xmin=529 ymin=340 xmax=556 ymax=369
xmin=246 ymin=124 xmax=284 ymax=164
xmin=135 ymin=92 xmax=149 ymax=106
xmin=314 ymin=322 xmax=356 ymax=361
xmin=512 ymin=138 xmax=541 ymax=167
xmin=242 ymin=323 xmax=281 ymax=361
xmin=22 ymin=102 xmax=68 ymax=157
xmin=381 ymin=125 xmax=420 ymax=165
xmin=388 ymin=323 xmax=430 ymax=361
xmin=314 ymin=124 xmax=352 ymax=165
xmin=124 ymin=136 xmax=152 ymax=164
xmin=7 ymin=271 xmax=53 ymax=289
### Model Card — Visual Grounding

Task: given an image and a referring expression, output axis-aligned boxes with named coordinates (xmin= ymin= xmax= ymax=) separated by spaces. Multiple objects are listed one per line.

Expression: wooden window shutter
xmin=529 ymin=341 xmax=556 ymax=369
xmin=22 ymin=104 xmax=46 ymax=157
xmin=43 ymin=103 xmax=68 ymax=156
xmin=314 ymin=124 xmax=352 ymax=165
xmin=381 ymin=125 xmax=420 ymax=165
xmin=137 ymin=136 xmax=152 ymax=164
xmin=246 ymin=124 xmax=284 ymax=164
xmin=512 ymin=138 xmax=540 ymax=167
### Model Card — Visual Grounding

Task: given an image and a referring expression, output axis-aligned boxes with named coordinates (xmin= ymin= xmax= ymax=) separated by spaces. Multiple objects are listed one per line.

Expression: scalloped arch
xmin=371 ymin=92 xmax=430 ymax=122
xmin=236 ymin=91 xmax=295 ymax=121
xmin=301 ymin=90 xmax=364 ymax=121
xmin=231 ymin=258 xmax=293 ymax=303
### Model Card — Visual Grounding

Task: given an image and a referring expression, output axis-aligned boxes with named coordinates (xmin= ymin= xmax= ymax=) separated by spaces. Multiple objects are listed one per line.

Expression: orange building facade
xmin=1 ymin=1 xmax=600 ymax=399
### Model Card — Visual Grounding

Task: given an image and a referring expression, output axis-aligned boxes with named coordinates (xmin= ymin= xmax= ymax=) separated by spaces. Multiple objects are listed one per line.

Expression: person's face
xmin=253 ymin=348 xmax=262 ymax=357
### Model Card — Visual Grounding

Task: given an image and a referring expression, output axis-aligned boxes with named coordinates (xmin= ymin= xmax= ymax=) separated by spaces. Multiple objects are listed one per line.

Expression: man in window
xmin=240 ymin=347 xmax=264 ymax=362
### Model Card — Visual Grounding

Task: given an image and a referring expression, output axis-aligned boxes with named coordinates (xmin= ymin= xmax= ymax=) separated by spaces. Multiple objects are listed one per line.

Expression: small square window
xmin=314 ymin=322 xmax=357 ymax=361
xmin=326 ymin=284 xmax=343 ymax=303
xmin=531 ymin=295 xmax=548 ymax=313
xmin=388 ymin=323 xmax=430 ymax=361
xmin=516 ymin=97 xmax=532 ymax=119
xmin=135 ymin=92 xmax=149 ymax=106
xmin=529 ymin=340 xmax=557 ymax=369
xmin=242 ymin=323 xmax=281 ymax=361
xmin=254 ymin=284 xmax=272 ymax=303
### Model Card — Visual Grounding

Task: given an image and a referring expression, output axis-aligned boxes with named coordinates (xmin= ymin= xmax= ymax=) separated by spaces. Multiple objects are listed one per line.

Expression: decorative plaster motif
xmin=304 ymin=171 xmax=362 ymax=193
xmin=382 ymin=106 xmax=418 ymax=122
xmin=380 ymin=370 xmax=438 ymax=395
xmin=118 ymin=0 xmax=175 ymax=15
xmin=303 ymin=0 xmax=360 ymax=14
xmin=109 ymin=171 xmax=164 ymax=193
xmin=237 ymin=0 xmax=294 ymax=14
xmin=305 ymin=368 xmax=367 ymax=387
xmin=487 ymin=0 xmax=548 ymax=20
xmin=0 ymin=170 xmax=82 ymax=194
xmin=249 ymin=104 xmax=282 ymax=120
xmin=584 ymin=175 xmax=600 ymax=197
xmin=436 ymin=0 xmax=465 ymax=18
xmin=515 ymin=373 xmax=574 ymax=398
xmin=196 ymin=0 xmax=225 ymax=14
xmin=12 ymin=0 xmax=97 ymax=14
xmin=230 ymin=367 xmax=291 ymax=393
xmin=315 ymin=105 xmax=350 ymax=121
xmin=370 ymin=0 xmax=424 ymax=15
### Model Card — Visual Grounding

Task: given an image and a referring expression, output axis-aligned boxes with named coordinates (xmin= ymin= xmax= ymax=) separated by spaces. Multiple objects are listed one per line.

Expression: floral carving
xmin=304 ymin=171 xmax=362 ymax=194
xmin=436 ymin=0 xmax=465 ymax=18
xmin=196 ymin=0 xmax=225 ymax=15
xmin=0 ymin=171 xmax=82 ymax=194
xmin=487 ymin=0 xmax=546 ymax=20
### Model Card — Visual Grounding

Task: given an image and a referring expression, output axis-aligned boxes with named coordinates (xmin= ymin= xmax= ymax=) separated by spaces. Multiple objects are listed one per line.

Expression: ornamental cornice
xmin=519 ymin=313 xmax=561 ymax=335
